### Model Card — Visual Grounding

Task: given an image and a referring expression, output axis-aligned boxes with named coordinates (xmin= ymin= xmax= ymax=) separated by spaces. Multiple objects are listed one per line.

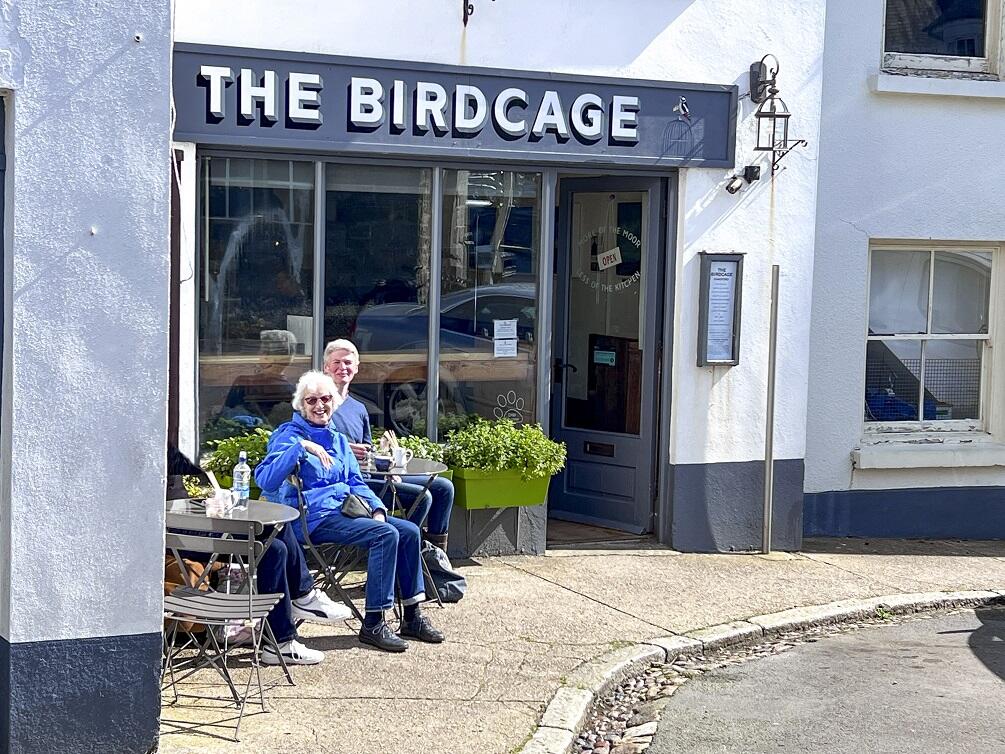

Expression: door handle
xmin=555 ymin=360 xmax=578 ymax=373
xmin=553 ymin=359 xmax=577 ymax=385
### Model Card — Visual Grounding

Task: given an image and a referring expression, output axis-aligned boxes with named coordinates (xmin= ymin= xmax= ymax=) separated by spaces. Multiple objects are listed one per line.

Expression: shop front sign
xmin=174 ymin=44 xmax=738 ymax=169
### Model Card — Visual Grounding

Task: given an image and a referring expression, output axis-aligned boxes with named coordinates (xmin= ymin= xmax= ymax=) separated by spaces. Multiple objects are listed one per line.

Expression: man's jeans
xmin=309 ymin=513 xmax=425 ymax=612
xmin=176 ymin=522 xmax=312 ymax=645
xmin=257 ymin=523 xmax=314 ymax=643
xmin=367 ymin=475 xmax=455 ymax=536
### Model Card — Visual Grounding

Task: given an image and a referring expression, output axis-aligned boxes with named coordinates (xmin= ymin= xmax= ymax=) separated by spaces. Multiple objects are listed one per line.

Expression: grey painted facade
xmin=668 ymin=460 xmax=805 ymax=553
xmin=805 ymin=486 xmax=1005 ymax=540
xmin=0 ymin=634 xmax=161 ymax=754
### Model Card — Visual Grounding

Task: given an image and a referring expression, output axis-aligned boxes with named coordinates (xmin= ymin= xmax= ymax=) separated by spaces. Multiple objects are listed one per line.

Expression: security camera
xmin=725 ymin=175 xmax=745 ymax=194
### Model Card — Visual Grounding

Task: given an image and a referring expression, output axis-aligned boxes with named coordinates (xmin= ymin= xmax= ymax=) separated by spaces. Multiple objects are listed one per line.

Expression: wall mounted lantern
xmin=749 ymin=54 xmax=807 ymax=175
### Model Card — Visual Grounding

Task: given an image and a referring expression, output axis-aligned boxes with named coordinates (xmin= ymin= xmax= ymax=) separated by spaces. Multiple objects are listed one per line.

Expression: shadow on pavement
xmin=966 ymin=606 xmax=1005 ymax=683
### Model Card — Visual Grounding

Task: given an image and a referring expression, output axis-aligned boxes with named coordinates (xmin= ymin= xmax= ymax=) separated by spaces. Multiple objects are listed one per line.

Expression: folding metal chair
xmin=162 ymin=524 xmax=288 ymax=741
xmin=287 ymin=463 xmax=367 ymax=622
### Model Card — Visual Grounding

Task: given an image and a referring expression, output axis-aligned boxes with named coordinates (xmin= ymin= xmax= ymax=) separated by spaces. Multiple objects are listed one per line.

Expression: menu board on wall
xmin=697 ymin=252 xmax=743 ymax=366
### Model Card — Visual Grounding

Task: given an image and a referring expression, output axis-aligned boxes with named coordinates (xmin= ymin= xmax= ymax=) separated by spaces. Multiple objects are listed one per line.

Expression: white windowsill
xmin=853 ymin=440 xmax=1005 ymax=470
xmin=870 ymin=72 xmax=1005 ymax=100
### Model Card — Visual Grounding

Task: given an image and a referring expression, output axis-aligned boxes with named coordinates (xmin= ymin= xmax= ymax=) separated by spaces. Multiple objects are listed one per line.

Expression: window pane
xmin=198 ymin=157 xmax=315 ymax=451
xmin=923 ymin=339 xmax=983 ymax=420
xmin=885 ymin=0 xmax=986 ymax=57
xmin=931 ymin=251 xmax=991 ymax=334
xmin=865 ymin=340 xmax=922 ymax=422
xmin=325 ymin=164 xmax=433 ymax=436
xmin=438 ymin=170 xmax=540 ymax=439
xmin=869 ymin=250 xmax=930 ymax=335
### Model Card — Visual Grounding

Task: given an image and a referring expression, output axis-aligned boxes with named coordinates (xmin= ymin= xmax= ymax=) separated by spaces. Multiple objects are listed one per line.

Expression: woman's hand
xmin=372 ymin=509 xmax=387 ymax=522
xmin=300 ymin=439 xmax=333 ymax=470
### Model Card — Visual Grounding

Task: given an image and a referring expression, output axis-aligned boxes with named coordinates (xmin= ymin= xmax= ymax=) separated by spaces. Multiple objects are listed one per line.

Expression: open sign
xmin=597 ymin=245 xmax=623 ymax=271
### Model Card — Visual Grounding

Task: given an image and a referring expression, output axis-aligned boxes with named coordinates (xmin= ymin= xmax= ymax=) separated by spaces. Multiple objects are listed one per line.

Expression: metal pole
xmin=426 ymin=167 xmax=443 ymax=440
xmin=762 ymin=265 xmax=779 ymax=554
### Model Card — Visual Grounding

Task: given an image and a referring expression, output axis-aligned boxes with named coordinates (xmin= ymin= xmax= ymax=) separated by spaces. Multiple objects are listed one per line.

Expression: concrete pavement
xmin=158 ymin=538 xmax=1005 ymax=754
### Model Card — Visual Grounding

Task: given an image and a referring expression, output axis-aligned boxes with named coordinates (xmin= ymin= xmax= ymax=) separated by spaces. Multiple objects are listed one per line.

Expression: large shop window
xmin=438 ymin=170 xmax=541 ymax=440
xmin=325 ymin=164 xmax=433 ymax=436
xmin=883 ymin=0 xmax=999 ymax=74
xmin=198 ymin=157 xmax=315 ymax=450
xmin=865 ymin=245 xmax=995 ymax=431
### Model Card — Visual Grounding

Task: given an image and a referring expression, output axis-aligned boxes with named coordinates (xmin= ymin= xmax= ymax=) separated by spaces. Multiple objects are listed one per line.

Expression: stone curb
xmin=516 ymin=590 xmax=1005 ymax=754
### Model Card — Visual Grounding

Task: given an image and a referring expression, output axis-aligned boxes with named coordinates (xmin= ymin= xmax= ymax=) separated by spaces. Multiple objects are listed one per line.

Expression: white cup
xmin=391 ymin=447 xmax=413 ymax=469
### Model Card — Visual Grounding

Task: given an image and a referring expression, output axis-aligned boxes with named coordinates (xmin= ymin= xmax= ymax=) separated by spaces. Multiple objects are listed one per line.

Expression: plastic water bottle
xmin=232 ymin=450 xmax=251 ymax=509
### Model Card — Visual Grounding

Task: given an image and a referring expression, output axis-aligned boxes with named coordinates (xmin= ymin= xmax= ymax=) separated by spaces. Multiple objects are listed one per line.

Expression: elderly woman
xmin=255 ymin=370 xmax=443 ymax=652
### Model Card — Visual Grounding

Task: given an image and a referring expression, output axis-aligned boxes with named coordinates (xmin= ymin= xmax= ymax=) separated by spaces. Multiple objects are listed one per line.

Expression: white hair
xmin=291 ymin=370 xmax=338 ymax=414
xmin=324 ymin=338 xmax=360 ymax=363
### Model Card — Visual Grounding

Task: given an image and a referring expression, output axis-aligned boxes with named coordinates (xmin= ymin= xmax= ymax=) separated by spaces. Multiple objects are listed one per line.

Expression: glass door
xmin=549 ymin=177 xmax=663 ymax=533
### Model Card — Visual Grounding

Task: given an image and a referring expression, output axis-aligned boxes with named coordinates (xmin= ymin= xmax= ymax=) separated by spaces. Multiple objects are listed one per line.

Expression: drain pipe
xmin=762 ymin=264 xmax=780 ymax=554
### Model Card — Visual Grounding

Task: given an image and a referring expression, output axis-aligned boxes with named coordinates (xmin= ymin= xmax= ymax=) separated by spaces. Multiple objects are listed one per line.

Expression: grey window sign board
xmin=173 ymin=44 xmax=738 ymax=169
xmin=697 ymin=252 xmax=743 ymax=367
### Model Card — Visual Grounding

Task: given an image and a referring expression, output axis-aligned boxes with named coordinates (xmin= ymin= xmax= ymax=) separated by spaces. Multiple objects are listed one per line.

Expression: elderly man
xmin=323 ymin=338 xmax=455 ymax=553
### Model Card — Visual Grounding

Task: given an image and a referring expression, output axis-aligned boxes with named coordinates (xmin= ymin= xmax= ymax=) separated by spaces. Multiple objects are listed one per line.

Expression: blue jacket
xmin=255 ymin=413 xmax=386 ymax=539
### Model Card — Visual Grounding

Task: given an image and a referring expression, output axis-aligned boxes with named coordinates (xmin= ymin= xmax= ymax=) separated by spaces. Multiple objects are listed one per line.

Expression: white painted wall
xmin=0 ymin=0 xmax=172 ymax=642
xmin=174 ymin=0 xmax=826 ymax=471
xmin=806 ymin=3 xmax=1005 ymax=495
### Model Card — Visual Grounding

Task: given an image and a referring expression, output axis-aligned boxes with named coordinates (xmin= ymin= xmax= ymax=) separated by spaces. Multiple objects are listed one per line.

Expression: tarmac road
xmin=651 ymin=606 xmax=1005 ymax=754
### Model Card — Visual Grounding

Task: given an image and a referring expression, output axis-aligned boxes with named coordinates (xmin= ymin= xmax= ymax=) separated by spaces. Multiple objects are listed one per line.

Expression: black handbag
xmin=340 ymin=493 xmax=374 ymax=519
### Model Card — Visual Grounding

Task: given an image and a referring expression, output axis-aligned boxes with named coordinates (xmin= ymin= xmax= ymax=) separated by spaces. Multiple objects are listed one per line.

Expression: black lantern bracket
xmin=750 ymin=54 xmax=808 ymax=176
xmin=463 ymin=0 xmax=495 ymax=26
xmin=769 ymin=138 xmax=808 ymax=175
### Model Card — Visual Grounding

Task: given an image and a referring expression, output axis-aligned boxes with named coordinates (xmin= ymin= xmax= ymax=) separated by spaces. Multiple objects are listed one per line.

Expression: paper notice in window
xmin=494 ymin=338 xmax=518 ymax=358
xmin=597 ymin=245 xmax=623 ymax=271
xmin=494 ymin=319 xmax=518 ymax=340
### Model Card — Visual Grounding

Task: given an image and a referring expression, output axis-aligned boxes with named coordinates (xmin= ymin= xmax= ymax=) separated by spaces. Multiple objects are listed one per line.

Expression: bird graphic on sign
xmin=673 ymin=96 xmax=690 ymax=120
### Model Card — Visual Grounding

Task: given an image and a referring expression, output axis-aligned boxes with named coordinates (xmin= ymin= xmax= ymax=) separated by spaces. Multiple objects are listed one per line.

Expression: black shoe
xmin=358 ymin=621 xmax=408 ymax=653
xmin=400 ymin=613 xmax=445 ymax=643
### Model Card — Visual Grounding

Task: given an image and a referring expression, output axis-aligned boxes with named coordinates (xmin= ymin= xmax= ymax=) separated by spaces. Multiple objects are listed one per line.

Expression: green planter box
xmin=452 ymin=467 xmax=550 ymax=510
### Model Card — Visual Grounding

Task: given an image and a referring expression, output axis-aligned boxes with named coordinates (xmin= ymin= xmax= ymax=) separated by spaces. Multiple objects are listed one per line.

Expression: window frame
xmin=864 ymin=242 xmax=1001 ymax=436
xmin=882 ymin=0 xmax=1004 ymax=76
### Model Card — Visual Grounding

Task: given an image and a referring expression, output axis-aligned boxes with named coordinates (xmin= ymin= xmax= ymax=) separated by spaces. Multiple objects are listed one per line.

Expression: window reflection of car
xmin=352 ymin=283 xmax=536 ymax=433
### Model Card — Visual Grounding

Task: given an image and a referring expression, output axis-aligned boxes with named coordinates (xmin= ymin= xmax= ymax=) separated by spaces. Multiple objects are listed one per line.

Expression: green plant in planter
xmin=202 ymin=427 xmax=272 ymax=495
xmin=397 ymin=434 xmax=446 ymax=464
xmin=444 ymin=419 xmax=566 ymax=510
xmin=444 ymin=419 xmax=565 ymax=480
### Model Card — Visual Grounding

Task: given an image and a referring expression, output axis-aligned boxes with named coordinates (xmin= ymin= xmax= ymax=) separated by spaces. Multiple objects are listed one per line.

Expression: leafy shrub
xmin=398 ymin=434 xmax=446 ymax=464
xmin=202 ymin=428 xmax=273 ymax=490
xmin=444 ymin=418 xmax=566 ymax=480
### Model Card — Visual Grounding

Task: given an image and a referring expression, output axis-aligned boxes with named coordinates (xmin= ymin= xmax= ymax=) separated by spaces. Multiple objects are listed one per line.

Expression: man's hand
xmin=300 ymin=440 xmax=333 ymax=470
xmin=372 ymin=509 xmax=387 ymax=522
xmin=348 ymin=442 xmax=370 ymax=462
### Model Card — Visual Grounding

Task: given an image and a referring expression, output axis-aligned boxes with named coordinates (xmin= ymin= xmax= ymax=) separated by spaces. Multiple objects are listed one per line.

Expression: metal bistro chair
xmin=162 ymin=520 xmax=289 ymax=741
xmin=287 ymin=463 xmax=367 ymax=622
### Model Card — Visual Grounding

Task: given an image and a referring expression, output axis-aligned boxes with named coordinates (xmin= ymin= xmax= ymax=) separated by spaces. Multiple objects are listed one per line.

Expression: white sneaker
xmin=292 ymin=589 xmax=352 ymax=624
xmin=260 ymin=639 xmax=324 ymax=666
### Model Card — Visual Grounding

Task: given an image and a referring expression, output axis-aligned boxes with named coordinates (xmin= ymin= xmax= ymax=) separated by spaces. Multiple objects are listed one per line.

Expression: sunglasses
xmin=304 ymin=395 xmax=334 ymax=406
